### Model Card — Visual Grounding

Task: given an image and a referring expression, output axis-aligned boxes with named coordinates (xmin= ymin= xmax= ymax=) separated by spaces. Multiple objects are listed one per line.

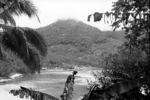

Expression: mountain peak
xmin=37 ymin=19 xmax=101 ymax=34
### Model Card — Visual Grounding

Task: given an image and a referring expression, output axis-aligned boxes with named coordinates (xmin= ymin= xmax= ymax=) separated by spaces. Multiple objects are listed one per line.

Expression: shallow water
xmin=0 ymin=68 xmax=100 ymax=100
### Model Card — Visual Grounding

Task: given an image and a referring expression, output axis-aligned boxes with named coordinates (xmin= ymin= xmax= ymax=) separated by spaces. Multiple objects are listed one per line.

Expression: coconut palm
xmin=0 ymin=0 xmax=47 ymax=73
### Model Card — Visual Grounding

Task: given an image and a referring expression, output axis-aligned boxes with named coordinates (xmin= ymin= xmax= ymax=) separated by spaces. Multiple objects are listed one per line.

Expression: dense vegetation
xmin=85 ymin=0 xmax=150 ymax=99
xmin=37 ymin=19 xmax=125 ymax=68
xmin=0 ymin=0 xmax=47 ymax=77
xmin=1 ymin=0 xmax=149 ymax=100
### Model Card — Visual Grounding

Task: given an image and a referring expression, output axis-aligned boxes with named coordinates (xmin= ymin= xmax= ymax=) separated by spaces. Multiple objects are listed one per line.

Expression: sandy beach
xmin=0 ymin=68 xmax=98 ymax=100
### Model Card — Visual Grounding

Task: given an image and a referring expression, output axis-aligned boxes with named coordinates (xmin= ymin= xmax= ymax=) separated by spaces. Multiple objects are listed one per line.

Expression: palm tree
xmin=0 ymin=0 xmax=47 ymax=73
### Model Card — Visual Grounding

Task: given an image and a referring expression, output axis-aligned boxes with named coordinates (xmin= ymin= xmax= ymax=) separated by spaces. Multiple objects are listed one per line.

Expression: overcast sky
xmin=15 ymin=0 xmax=117 ymax=30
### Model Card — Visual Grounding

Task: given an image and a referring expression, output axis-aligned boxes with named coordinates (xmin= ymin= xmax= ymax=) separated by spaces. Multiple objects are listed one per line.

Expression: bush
xmin=0 ymin=50 xmax=32 ymax=77
xmin=96 ymin=46 xmax=150 ymax=95
xmin=82 ymin=46 xmax=149 ymax=100
xmin=103 ymin=46 xmax=147 ymax=80
xmin=0 ymin=60 xmax=13 ymax=77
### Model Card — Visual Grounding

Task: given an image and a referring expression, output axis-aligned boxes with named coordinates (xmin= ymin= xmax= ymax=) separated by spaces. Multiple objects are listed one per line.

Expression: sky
xmin=15 ymin=0 xmax=117 ymax=30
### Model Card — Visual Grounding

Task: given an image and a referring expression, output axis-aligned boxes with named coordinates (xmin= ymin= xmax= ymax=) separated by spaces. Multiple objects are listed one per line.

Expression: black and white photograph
xmin=0 ymin=0 xmax=150 ymax=100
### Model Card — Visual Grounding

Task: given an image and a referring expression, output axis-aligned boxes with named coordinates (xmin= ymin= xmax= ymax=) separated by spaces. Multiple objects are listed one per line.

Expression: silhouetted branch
xmin=10 ymin=86 xmax=59 ymax=100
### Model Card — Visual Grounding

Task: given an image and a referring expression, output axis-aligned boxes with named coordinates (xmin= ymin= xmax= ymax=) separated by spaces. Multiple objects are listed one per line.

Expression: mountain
xmin=37 ymin=19 xmax=125 ymax=67
xmin=37 ymin=19 xmax=105 ymax=46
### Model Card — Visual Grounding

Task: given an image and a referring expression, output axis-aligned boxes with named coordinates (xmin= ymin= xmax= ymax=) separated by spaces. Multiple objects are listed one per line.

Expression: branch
xmin=10 ymin=86 xmax=59 ymax=100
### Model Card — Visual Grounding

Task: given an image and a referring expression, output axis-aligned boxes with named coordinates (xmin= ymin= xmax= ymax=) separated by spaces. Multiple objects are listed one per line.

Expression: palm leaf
xmin=8 ymin=0 xmax=39 ymax=20
xmin=1 ymin=25 xmax=47 ymax=56
xmin=0 ymin=11 xmax=16 ymax=25
xmin=23 ymin=47 xmax=41 ymax=72
xmin=23 ymin=27 xmax=47 ymax=56
xmin=0 ymin=0 xmax=40 ymax=23
xmin=10 ymin=86 xmax=60 ymax=100
xmin=2 ymin=30 xmax=40 ymax=71
xmin=0 ymin=24 xmax=14 ymax=32
xmin=1 ymin=27 xmax=29 ymax=60
xmin=1 ymin=26 xmax=47 ymax=71
xmin=87 ymin=14 xmax=92 ymax=21
xmin=0 ymin=45 xmax=3 ymax=58
xmin=1 ymin=29 xmax=38 ymax=72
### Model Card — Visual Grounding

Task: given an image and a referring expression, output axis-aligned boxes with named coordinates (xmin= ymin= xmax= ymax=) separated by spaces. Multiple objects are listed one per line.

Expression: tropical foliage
xmin=10 ymin=86 xmax=59 ymax=100
xmin=87 ymin=0 xmax=150 ymax=99
xmin=37 ymin=19 xmax=124 ymax=69
xmin=0 ymin=0 xmax=47 ymax=74
xmin=9 ymin=71 xmax=77 ymax=100
xmin=88 ymin=0 xmax=150 ymax=54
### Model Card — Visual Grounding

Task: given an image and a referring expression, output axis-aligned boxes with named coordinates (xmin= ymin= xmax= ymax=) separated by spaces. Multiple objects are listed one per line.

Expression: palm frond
xmin=0 ymin=24 xmax=14 ymax=32
xmin=0 ymin=11 xmax=16 ymax=25
xmin=2 ymin=29 xmax=40 ymax=71
xmin=1 ymin=27 xmax=29 ymax=60
xmin=1 ymin=29 xmax=37 ymax=71
xmin=10 ymin=86 xmax=60 ymax=100
xmin=8 ymin=0 xmax=39 ymax=19
xmin=23 ymin=27 xmax=47 ymax=56
xmin=23 ymin=47 xmax=41 ymax=72
xmin=1 ymin=26 xmax=47 ymax=71
xmin=0 ymin=0 xmax=40 ymax=27
xmin=0 ymin=46 xmax=3 ymax=58
xmin=1 ymin=25 xmax=47 ymax=56
xmin=0 ymin=0 xmax=39 ymax=22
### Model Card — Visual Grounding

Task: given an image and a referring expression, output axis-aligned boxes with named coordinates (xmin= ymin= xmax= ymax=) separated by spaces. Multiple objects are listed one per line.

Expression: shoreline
xmin=0 ymin=73 xmax=23 ymax=84
xmin=0 ymin=68 xmax=99 ymax=100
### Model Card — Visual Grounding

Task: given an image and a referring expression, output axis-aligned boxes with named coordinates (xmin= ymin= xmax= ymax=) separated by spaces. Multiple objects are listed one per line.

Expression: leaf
xmin=105 ymin=11 xmax=111 ymax=17
xmin=93 ymin=12 xmax=103 ymax=22
xmin=7 ymin=0 xmax=37 ymax=17
xmin=87 ymin=14 xmax=92 ymax=21
xmin=23 ymin=47 xmax=41 ymax=72
xmin=111 ymin=20 xmax=122 ymax=31
xmin=23 ymin=27 xmax=47 ymax=56
xmin=2 ymin=27 xmax=29 ymax=60
xmin=10 ymin=86 xmax=60 ymax=100
xmin=1 ymin=26 xmax=47 ymax=72
xmin=0 ymin=0 xmax=39 ymax=22
xmin=0 ymin=11 xmax=16 ymax=25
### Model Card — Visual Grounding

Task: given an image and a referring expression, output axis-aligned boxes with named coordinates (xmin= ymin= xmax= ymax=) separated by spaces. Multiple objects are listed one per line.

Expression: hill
xmin=37 ymin=19 xmax=125 ymax=67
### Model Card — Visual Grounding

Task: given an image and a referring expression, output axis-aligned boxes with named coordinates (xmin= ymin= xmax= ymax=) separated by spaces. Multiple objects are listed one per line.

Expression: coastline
xmin=0 ymin=73 xmax=23 ymax=84
xmin=0 ymin=68 xmax=99 ymax=100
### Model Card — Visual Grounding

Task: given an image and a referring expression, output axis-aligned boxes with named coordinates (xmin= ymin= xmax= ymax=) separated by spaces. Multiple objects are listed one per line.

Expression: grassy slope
xmin=37 ymin=19 xmax=125 ymax=68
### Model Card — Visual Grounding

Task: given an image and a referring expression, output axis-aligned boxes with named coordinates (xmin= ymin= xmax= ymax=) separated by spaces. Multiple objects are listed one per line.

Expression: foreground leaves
xmin=10 ymin=86 xmax=59 ymax=100
xmin=88 ymin=0 xmax=150 ymax=98
xmin=0 ymin=25 xmax=47 ymax=73
xmin=82 ymin=80 xmax=149 ymax=100
xmin=0 ymin=0 xmax=40 ymax=26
